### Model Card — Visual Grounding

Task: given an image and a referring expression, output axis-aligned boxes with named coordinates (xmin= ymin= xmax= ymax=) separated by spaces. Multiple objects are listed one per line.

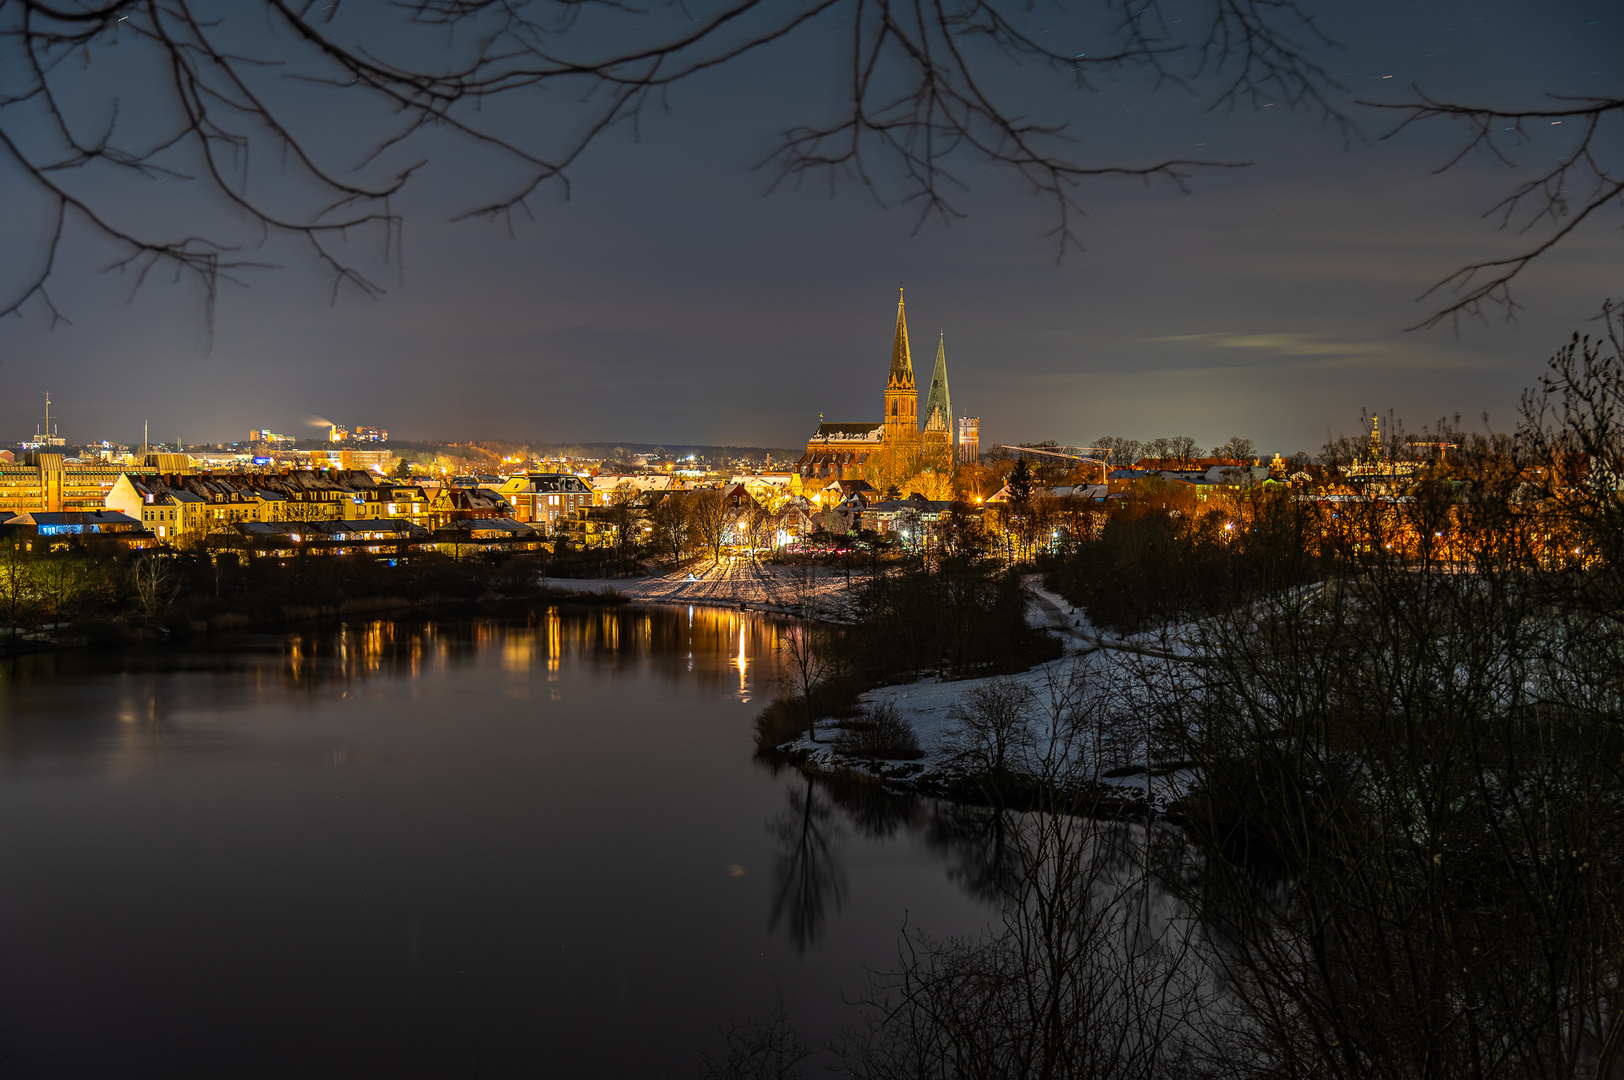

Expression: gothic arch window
xmin=891 ymin=401 xmax=897 ymax=416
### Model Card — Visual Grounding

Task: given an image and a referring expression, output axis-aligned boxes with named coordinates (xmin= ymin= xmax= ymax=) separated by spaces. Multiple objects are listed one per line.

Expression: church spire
xmin=924 ymin=331 xmax=951 ymax=432
xmin=888 ymin=287 xmax=914 ymax=390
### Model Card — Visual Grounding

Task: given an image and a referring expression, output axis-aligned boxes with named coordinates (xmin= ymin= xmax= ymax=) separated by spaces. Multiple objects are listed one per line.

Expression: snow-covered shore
xmin=777 ymin=576 xmax=1195 ymax=816
xmin=549 ymin=560 xmax=1196 ymax=814
xmin=775 ymin=652 xmax=1195 ymax=816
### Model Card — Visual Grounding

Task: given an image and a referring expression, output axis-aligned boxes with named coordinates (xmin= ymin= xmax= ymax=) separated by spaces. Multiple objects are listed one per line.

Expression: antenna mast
xmin=36 ymin=392 xmax=58 ymax=446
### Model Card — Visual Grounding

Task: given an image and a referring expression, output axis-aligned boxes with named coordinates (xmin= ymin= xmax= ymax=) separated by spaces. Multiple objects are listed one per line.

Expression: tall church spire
xmin=924 ymin=331 xmax=951 ymax=432
xmin=883 ymin=287 xmax=919 ymax=453
xmin=888 ymin=287 xmax=914 ymax=390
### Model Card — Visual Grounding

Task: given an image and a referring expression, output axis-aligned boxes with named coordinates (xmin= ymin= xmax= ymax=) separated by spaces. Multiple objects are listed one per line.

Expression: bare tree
xmin=697 ymin=1008 xmax=813 ymax=1080
xmin=1092 ymin=435 xmax=1144 ymax=468
xmin=129 ymin=554 xmax=176 ymax=625
xmin=648 ymin=492 xmax=692 ymax=562
xmin=775 ymin=618 xmax=835 ymax=742
xmin=1167 ymin=435 xmax=1201 ymax=469
xmin=1516 ymin=297 xmax=1624 ymax=573
xmin=944 ymin=676 xmax=1036 ymax=778
xmin=688 ymin=488 xmax=733 ymax=564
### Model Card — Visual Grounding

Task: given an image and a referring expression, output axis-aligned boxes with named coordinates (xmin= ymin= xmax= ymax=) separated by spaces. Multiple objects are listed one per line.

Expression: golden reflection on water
xmin=257 ymin=604 xmax=784 ymax=700
xmin=547 ymin=608 xmax=561 ymax=674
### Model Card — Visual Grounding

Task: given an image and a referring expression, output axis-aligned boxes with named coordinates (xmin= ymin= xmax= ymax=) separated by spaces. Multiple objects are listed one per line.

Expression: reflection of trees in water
xmin=922 ymin=801 xmax=1024 ymax=907
xmin=768 ymin=774 xmax=848 ymax=954
xmin=758 ymin=774 xmax=1228 ymax=1076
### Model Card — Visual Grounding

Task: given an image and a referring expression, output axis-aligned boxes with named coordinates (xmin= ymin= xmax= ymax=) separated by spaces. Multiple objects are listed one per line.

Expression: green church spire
xmin=924 ymin=331 xmax=951 ymax=432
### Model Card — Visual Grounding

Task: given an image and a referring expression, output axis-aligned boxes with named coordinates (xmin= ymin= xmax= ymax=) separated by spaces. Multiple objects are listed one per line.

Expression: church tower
xmin=884 ymin=289 xmax=919 ymax=451
xmin=922 ymin=331 xmax=954 ymax=467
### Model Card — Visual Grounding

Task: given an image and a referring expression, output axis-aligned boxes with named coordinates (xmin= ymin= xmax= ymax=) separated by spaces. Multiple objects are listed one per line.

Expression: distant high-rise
xmin=957 ymin=417 xmax=980 ymax=464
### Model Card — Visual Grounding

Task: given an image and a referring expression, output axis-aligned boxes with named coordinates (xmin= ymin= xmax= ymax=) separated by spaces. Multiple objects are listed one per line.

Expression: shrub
xmin=753 ymin=674 xmax=866 ymax=752
xmin=834 ymin=702 xmax=922 ymax=760
xmin=753 ymin=698 xmax=809 ymax=749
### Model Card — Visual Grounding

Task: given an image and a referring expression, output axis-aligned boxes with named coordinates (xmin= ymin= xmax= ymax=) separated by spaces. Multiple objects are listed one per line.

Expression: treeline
xmin=1043 ymin=479 xmax=1328 ymax=632
xmin=0 ymin=544 xmax=594 ymax=652
xmin=840 ymin=556 xmax=1060 ymax=682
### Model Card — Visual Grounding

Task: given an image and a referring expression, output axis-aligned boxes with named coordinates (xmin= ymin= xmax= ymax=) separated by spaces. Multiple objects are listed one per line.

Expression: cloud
xmin=1143 ymin=332 xmax=1473 ymax=370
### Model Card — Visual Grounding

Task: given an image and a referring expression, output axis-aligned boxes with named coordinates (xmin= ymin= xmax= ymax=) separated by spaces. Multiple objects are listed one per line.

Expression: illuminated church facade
xmin=797 ymin=291 xmax=974 ymax=483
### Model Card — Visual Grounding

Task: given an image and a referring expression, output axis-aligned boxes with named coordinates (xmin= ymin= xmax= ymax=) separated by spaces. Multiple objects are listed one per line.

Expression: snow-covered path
xmin=540 ymin=558 xmax=856 ymax=613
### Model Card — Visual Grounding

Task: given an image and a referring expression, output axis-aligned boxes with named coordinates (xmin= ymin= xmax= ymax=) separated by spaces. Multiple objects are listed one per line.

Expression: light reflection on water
xmin=0 ymin=604 xmax=994 ymax=1078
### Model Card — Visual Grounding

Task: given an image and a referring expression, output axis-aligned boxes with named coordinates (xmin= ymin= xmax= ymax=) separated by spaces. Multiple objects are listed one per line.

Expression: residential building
xmin=561 ymin=505 xmax=650 ymax=550
xmin=2 ymin=510 xmax=151 ymax=550
xmin=499 ymin=473 xmax=593 ymax=534
xmin=590 ymin=474 xmax=675 ymax=504
xmin=212 ymin=519 xmax=430 ymax=558
xmin=428 ymin=486 xmax=515 ymax=529
xmin=105 ymin=470 xmax=434 ymax=542
xmin=433 ymin=518 xmax=545 ymax=554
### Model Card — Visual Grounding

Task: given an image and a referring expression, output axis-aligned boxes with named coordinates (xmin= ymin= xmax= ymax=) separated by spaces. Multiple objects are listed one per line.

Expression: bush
xmin=753 ymin=698 xmax=809 ymax=749
xmin=753 ymin=674 xmax=866 ymax=752
xmin=834 ymin=702 xmax=922 ymax=760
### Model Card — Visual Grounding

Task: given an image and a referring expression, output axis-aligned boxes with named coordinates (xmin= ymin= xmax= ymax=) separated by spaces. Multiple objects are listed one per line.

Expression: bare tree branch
xmin=0 ymin=0 xmax=1347 ymax=325
xmin=1361 ymin=89 xmax=1624 ymax=331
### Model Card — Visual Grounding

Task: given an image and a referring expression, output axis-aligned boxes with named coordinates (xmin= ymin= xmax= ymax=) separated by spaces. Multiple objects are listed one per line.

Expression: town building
xmin=589 ymin=474 xmax=675 ymax=505
xmin=2 ymin=510 xmax=151 ymax=550
xmin=798 ymin=290 xmax=964 ymax=483
xmin=1 ymin=454 xmax=148 ymax=516
xmin=105 ymin=470 xmax=434 ymax=542
xmin=498 ymin=473 xmax=594 ymax=534
xmin=208 ymin=519 xmax=428 ymax=558
xmin=958 ymin=417 xmax=980 ymax=463
xmin=427 ymin=486 xmax=515 ymax=529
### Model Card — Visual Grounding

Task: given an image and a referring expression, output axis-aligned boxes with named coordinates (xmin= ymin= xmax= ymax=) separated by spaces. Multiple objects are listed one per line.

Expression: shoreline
xmin=0 ymin=584 xmax=631 ymax=660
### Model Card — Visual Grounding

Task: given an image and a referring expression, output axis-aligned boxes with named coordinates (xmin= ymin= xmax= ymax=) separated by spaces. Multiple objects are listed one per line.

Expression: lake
xmin=0 ymin=606 xmax=996 ymax=1078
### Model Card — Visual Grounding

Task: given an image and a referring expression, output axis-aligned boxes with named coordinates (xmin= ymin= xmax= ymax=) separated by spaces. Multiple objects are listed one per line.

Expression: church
xmin=796 ymin=291 xmax=974 ymax=483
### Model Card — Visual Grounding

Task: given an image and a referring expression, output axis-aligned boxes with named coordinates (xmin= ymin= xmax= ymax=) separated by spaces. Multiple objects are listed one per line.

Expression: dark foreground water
xmin=0 ymin=606 xmax=993 ymax=1078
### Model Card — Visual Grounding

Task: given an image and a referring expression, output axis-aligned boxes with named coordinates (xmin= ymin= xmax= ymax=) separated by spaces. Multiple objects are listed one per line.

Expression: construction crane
xmin=997 ymin=445 xmax=1111 ymax=482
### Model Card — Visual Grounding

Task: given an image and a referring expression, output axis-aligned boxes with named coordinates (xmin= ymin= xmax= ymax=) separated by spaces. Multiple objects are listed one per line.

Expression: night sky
xmin=0 ymin=0 xmax=1616 ymax=456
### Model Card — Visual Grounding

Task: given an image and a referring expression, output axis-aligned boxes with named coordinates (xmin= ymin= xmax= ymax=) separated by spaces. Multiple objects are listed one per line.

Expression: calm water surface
xmin=0 ymin=606 xmax=994 ymax=1078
